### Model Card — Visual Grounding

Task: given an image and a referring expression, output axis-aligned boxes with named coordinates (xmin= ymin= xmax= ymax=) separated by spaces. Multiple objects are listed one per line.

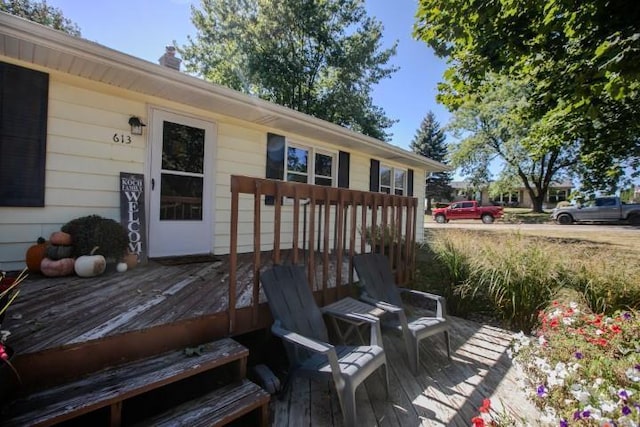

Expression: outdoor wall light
xmin=128 ymin=116 xmax=146 ymax=135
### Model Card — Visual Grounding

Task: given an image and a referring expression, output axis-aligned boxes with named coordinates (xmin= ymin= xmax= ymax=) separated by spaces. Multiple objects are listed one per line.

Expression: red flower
xmin=596 ymin=338 xmax=608 ymax=347
xmin=472 ymin=416 xmax=486 ymax=427
xmin=549 ymin=318 xmax=559 ymax=328
xmin=479 ymin=398 xmax=491 ymax=413
xmin=609 ymin=324 xmax=622 ymax=334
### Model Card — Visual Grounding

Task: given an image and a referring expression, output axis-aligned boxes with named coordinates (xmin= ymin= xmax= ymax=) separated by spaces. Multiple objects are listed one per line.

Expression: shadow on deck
xmin=272 ymin=317 xmax=541 ymax=426
xmin=2 ymin=254 xmax=539 ymax=425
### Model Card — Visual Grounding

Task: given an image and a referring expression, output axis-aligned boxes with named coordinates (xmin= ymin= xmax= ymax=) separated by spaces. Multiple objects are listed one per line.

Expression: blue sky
xmin=45 ymin=0 xmax=451 ymax=152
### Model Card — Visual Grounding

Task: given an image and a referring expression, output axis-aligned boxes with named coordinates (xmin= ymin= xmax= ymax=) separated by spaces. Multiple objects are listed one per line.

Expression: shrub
xmin=61 ymin=215 xmax=128 ymax=260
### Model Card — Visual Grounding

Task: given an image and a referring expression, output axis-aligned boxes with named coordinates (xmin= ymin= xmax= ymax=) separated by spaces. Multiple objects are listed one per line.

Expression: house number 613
xmin=113 ymin=133 xmax=132 ymax=144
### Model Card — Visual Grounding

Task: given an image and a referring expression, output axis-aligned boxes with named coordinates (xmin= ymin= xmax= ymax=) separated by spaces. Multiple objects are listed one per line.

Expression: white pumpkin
xmin=116 ymin=262 xmax=128 ymax=273
xmin=74 ymin=246 xmax=106 ymax=277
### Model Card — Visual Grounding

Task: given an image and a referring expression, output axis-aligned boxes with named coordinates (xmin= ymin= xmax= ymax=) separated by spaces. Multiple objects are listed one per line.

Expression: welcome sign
xmin=119 ymin=172 xmax=147 ymax=263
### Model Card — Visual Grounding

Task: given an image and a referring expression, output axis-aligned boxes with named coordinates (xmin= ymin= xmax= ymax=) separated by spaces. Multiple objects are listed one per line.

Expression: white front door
xmin=148 ymin=110 xmax=216 ymax=257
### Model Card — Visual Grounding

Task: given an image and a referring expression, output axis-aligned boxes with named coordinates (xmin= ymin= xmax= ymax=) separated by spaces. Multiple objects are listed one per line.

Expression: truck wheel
xmin=481 ymin=214 xmax=494 ymax=224
xmin=556 ymin=213 xmax=573 ymax=225
xmin=629 ymin=213 xmax=640 ymax=226
xmin=435 ymin=214 xmax=446 ymax=224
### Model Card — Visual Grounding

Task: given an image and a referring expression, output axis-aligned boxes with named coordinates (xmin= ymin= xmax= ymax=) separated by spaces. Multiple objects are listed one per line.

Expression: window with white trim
xmin=286 ymin=143 xmax=336 ymax=187
xmin=379 ymin=164 xmax=406 ymax=195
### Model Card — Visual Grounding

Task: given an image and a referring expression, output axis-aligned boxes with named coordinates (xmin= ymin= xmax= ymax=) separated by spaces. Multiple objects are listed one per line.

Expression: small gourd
xmin=40 ymin=257 xmax=75 ymax=277
xmin=74 ymin=246 xmax=106 ymax=278
xmin=116 ymin=262 xmax=128 ymax=273
xmin=49 ymin=231 xmax=73 ymax=246
xmin=26 ymin=237 xmax=48 ymax=273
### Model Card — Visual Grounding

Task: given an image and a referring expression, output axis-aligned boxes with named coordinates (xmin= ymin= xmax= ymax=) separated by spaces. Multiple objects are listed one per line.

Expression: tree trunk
xmin=531 ymin=195 xmax=545 ymax=213
xmin=426 ymin=197 xmax=432 ymax=214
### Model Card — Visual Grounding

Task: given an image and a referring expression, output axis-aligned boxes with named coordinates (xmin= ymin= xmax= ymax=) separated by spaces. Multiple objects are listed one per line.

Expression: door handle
xmin=151 ymin=178 xmax=155 ymax=190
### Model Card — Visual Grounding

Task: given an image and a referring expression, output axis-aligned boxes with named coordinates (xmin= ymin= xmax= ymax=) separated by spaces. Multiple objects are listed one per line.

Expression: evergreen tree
xmin=410 ymin=111 xmax=452 ymax=211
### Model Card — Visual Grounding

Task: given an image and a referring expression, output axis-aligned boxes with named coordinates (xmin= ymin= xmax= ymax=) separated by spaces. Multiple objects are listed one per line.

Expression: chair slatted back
xmin=260 ymin=264 xmax=329 ymax=344
xmin=353 ymin=253 xmax=403 ymax=307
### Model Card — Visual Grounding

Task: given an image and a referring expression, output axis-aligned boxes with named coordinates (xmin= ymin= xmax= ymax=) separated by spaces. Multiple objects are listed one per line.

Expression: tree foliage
xmin=1 ymin=0 xmax=81 ymax=36
xmin=180 ymin=0 xmax=398 ymax=140
xmin=414 ymin=0 xmax=640 ymax=193
xmin=410 ymin=111 xmax=452 ymax=208
xmin=448 ymin=75 xmax=578 ymax=212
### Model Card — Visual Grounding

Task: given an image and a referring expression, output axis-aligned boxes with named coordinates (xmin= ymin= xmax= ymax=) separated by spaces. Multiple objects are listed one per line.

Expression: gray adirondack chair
xmin=353 ymin=253 xmax=451 ymax=374
xmin=260 ymin=264 xmax=388 ymax=427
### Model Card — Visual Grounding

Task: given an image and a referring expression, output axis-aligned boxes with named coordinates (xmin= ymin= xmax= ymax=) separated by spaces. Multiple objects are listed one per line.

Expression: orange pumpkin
xmin=26 ymin=237 xmax=48 ymax=273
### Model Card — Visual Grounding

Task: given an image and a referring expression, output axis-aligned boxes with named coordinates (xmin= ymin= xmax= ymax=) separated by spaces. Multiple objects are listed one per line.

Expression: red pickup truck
xmin=432 ymin=201 xmax=504 ymax=224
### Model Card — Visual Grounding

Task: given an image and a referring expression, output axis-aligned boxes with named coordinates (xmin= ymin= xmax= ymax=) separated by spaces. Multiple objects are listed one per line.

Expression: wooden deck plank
xmin=269 ymin=317 xmax=541 ymax=427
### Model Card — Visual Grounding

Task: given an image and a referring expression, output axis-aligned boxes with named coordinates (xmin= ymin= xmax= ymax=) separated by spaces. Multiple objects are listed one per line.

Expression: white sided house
xmin=0 ymin=13 xmax=446 ymax=271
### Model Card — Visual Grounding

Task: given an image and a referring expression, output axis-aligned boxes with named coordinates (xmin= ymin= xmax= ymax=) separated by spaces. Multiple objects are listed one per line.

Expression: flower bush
xmin=510 ymin=301 xmax=640 ymax=426
xmin=0 ymin=268 xmax=28 ymax=383
xmin=471 ymin=398 xmax=519 ymax=426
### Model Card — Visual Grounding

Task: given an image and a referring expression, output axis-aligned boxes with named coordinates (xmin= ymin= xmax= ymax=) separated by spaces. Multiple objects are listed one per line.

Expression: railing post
xmin=253 ymin=181 xmax=262 ymax=327
xmin=229 ymin=177 xmax=239 ymax=335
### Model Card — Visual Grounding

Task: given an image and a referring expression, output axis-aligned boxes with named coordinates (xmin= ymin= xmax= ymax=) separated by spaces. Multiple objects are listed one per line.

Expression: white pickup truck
xmin=550 ymin=196 xmax=640 ymax=225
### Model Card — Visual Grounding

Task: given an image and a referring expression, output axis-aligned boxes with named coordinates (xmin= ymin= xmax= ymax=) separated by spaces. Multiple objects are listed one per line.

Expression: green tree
xmin=1 ymin=0 xmax=81 ymax=36
xmin=448 ymin=75 xmax=577 ymax=213
xmin=410 ymin=111 xmax=452 ymax=211
xmin=180 ymin=0 xmax=397 ymax=140
xmin=414 ymin=0 xmax=640 ymax=193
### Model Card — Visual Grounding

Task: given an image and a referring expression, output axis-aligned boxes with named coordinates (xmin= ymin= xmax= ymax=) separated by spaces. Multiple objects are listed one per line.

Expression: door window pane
xmin=160 ymin=174 xmax=203 ymax=220
xmin=162 ymin=121 xmax=205 ymax=173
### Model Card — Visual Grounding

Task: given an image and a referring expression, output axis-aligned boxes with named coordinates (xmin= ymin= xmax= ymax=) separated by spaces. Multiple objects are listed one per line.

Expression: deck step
xmin=134 ymin=379 xmax=270 ymax=427
xmin=1 ymin=338 xmax=268 ymax=427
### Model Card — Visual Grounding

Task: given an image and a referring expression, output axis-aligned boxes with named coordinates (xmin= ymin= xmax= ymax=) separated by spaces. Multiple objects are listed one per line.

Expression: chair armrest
xmin=360 ymin=293 xmax=403 ymax=314
xmin=397 ymin=288 xmax=447 ymax=317
xmin=272 ymin=321 xmax=346 ymax=391
xmin=271 ymin=321 xmax=334 ymax=354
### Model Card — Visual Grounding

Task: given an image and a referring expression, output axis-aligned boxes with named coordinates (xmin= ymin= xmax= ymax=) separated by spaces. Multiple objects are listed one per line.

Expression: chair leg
xmin=444 ymin=330 xmax=452 ymax=361
xmin=402 ymin=328 xmax=419 ymax=374
xmin=381 ymin=361 xmax=389 ymax=399
xmin=340 ymin=383 xmax=357 ymax=427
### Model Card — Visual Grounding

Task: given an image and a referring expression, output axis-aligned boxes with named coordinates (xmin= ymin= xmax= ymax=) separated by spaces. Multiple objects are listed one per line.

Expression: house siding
xmin=0 ymin=56 xmax=427 ymax=270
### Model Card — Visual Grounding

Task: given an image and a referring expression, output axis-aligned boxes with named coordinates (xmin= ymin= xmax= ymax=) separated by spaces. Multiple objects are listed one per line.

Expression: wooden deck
xmin=271 ymin=317 xmax=540 ymax=426
xmin=2 ymin=256 xmax=540 ymax=425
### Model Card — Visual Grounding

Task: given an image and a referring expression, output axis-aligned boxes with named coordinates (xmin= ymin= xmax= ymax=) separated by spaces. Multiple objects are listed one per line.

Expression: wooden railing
xmin=228 ymin=175 xmax=418 ymax=333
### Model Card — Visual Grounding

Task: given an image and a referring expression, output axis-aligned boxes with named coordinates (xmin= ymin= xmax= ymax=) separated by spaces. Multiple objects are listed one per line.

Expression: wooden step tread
xmin=2 ymin=338 xmax=248 ymax=427
xmin=134 ymin=379 xmax=270 ymax=427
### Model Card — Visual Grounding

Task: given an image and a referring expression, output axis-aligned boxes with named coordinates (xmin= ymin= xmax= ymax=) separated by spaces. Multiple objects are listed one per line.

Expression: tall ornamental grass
xmin=421 ymin=230 xmax=640 ymax=333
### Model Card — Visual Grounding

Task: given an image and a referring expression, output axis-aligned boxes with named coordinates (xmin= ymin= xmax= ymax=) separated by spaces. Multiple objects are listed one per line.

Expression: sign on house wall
xmin=120 ymin=172 xmax=147 ymax=263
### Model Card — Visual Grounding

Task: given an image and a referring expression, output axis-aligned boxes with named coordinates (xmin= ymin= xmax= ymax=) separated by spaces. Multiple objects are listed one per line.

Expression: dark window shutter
xmin=0 ymin=62 xmax=49 ymax=207
xmin=266 ymin=132 xmax=285 ymax=180
xmin=338 ymin=151 xmax=350 ymax=188
xmin=369 ymin=159 xmax=380 ymax=192
xmin=265 ymin=133 xmax=285 ymax=205
xmin=408 ymin=169 xmax=414 ymax=196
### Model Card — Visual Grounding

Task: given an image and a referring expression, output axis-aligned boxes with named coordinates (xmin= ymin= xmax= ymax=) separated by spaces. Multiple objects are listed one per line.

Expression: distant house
xmin=448 ymin=181 xmax=573 ymax=209
xmin=0 ymin=12 xmax=447 ymax=271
